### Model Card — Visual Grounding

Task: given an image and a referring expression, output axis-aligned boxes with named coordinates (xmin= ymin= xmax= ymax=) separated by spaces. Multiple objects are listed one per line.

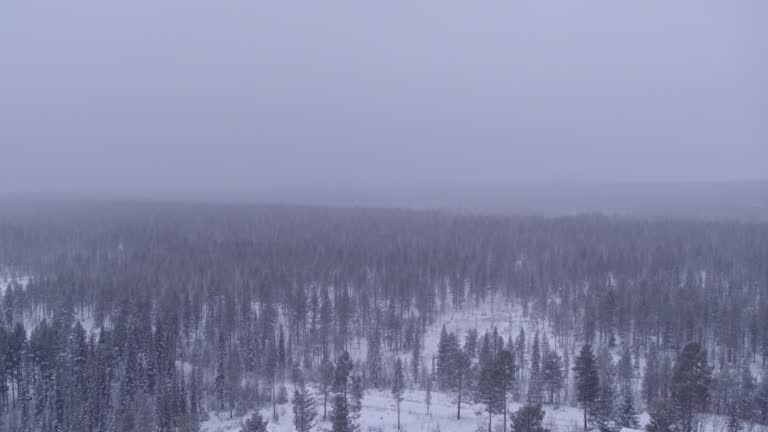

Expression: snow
xmin=201 ymin=296 xmax=768 ymax=432
xmin=0 ymin=271 xmax=31 ymax=295
xmin=202 ymin=386 xmax=591 ymax=432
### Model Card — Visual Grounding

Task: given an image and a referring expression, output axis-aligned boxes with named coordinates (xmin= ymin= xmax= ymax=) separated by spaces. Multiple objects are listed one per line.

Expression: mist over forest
xmin=1 ymin=0 xmax=766 ymax=431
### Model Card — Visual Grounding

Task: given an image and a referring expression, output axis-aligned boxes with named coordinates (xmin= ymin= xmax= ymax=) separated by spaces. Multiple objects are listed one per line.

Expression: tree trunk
xmin=397 ymin=402 xmax=401 ymax=430
xmin=503 ymin=400 xmax=507 ymax=432
xmin=488 ymin=411 xmax=492 ymax=432
xmin=457 ymin=375 xmax=463 ymax=419
xmin=584 ymin=404 xmax=588 ymax=431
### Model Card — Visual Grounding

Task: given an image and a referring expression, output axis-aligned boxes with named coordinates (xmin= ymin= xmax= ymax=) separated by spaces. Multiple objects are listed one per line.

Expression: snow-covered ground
xmin=202 ymin=299 xmax=615 ymax=432
xmin=202 ymin=296 xmax=768 ymax=432
xmin=202 ymin=386 xmax=595 ymax=432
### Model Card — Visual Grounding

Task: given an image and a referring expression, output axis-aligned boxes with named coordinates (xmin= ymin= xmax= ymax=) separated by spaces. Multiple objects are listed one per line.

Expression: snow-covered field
xmin=202 ymin=297 xmax=768 ymax=432
xmin=202 ymin=386 xmax=596 ymax=432
xmin=202 ymin=299 xmax=623 ymax=432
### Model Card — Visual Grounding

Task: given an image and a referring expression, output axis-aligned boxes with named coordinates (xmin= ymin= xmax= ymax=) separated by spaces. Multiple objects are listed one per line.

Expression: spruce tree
xmin=367 ymin=327 xmax=382 ymax=388
xmin=617 ymin=347 xmax=633 ymax=392
xmin=755 ymin=373 xmax=768 ymax=425
xmin=241 ymin=412 xmax=268 ymax=432
xmin=497 ymin=349 xmax=516 ymax=432
xmin=738 ymin=364 xmax=755 ymax=422
xmin=643 ymin=343 xmax=661 ymax=407
xmin=454 ymin=348 xmax=470 ymax=420
xmin=331 ymin=351 xmax=354 ymax=432
xmin=330 ymin=393 xmax=350 ymax=432
xmin=542 ymin=350 xmax=563 ymax=404
xmin=334 ymin=351 xmax=353 ymax=402
xmin=671 ymin=343 xmax=711 ymax=432
xmin=412 ymin=335 xmax=421 ymax=383
xmin=617 ymin=391 xmax=640 ymax=429
xmin=392 ymin=358 xmax=405 ymax=430
xmin=591 ymin=377 xmax=618 ymax=432
xmin=320 ymin=359 xmax=335 ymax=420
xmin=478 ymin=352 xmax=505 ymax=432
xmin=437 ymin=326 xmax=459 ymax=390
xmin=592 ymin=349 xmax=618 ymax=432
xmin=425 ymin=372 xmax=432 ymax=416
xmin=465 ymin=328 xmax=479 ymax=359
xmin=528 ymin=332 xmax=543 ymax=405
xmin=349 ymin=375 xmax=364 ymax=432
xmin=511 ymin=404 xmax=550 ymax=432
xmin=574 ymin=344 xmax=600 ymax=431
xmin=726 ymin=403 xmax=741 ymax=432
xmin=646 ymin=402 xmax=680 ymax=432
xmin=214 ymin=351 xmax=227 ymax=411
xmin=292 ymin=377 xmax=317 ymax=432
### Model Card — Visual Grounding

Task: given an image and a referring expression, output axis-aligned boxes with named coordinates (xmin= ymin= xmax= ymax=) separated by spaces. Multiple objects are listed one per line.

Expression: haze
xmin=1 ymin=0 xmax=766 ymax=203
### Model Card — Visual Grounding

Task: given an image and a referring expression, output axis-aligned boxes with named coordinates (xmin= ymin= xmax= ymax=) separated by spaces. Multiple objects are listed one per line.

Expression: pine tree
xmin=437 ymin=326 xmax=459 ymax=389
xmin=331 ymin=351 xmax=354 ymax=432
xmin=574 ymin=344 xmax=600 ymax=431
xmin=643 ymin=343 xmax=661 ymax=407
xmin=755 ymin=373 xmax=768 ymax=425
xmin=392 ymin=358 xmax=405 ymax=430
xmin=465 ymin=328 xmax=478 ymax=358
xmin=528 ymin=332 xmax=543 ymax=405
xmin=226 ymin=348 xmax=242 ymax=417
xmin=738 ymin=364 xmax=755 ymax=422
xmin=726 ymin=403 xmax=741 ymax=432
xmin=497 ymin=349 xmax=516 ymax=432
xmin=454 ymin=348 xmax=470 ymax=420
xmin=591 ymin=375 xmax=618 ymax=432
xmin=478 ymin=352 xmax=506 ymax=432
xmin=516 ymin=328 xmax=527 ymax=380
xmin=511 ymin=404 xmax=550 ymax=432
xmin=617 ymin=347 xmax=633 ymax=392
xmin=214 ymin=349 xmax=227 ymax=411
xmin=412 ymin=335 xmax=421 ymax=383
xmin=617 ymin=391 xmax=640 ymax=429
xmin=591 ymin=348 xmax=618 ymax=432
xmin=241 ymin=412 xmax=268 ymax=432
xmin=542 ymin=350 xmax=563 ymax=404
xmin=479 ymin=333 xmax=492 ymax=371
xmin=265 ymin=336 xmax=278 ymax=420
xmin=330 ymin=393 xmax=350 ymax=432
xmin=349 ymin=375 xmax=364 ymax=432
xmin=646 ymin=401 xmax=680 ymax=432
xmin=367 ymin=327 xmax=382 ymax=388
xmin=425 ymin=372 xmax=432 ymax=416
xmin=671 ymin=342 xmax=711 ymax=432
xmin=320 ymin=358 xmax=335 ymax=420
xmin=292 ymin=377 xmax=317 ymax=432
xmin=334 ymin=351 xmax=354 ymax=401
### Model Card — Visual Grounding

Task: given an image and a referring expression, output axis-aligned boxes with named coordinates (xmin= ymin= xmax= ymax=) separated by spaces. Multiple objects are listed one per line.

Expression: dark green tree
xmin=241 ymin=412 xmax=268 ymax=432
xmin=574 ymin=344 xmax=600 ymax=431
xmin=511 ymin=404 xmax=549 ymax=432
xmin=671 ymin=343 xmax=711 ymax=432
xmin=392 ymin=358 xmax=405 ymax=430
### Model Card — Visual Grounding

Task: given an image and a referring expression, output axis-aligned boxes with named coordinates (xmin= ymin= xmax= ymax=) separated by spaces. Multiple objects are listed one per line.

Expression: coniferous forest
xmin=0 ymin=202 xmax=766 ymax=432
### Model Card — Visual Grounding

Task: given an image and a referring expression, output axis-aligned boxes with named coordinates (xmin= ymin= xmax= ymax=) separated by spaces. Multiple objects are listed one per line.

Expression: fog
xmin=1 ymin=0 xmax=766 ymax=203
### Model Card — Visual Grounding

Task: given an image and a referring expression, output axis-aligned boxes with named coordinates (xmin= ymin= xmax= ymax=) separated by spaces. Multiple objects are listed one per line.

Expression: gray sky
xmin=1 ymin=0 xmax=766 ymax=200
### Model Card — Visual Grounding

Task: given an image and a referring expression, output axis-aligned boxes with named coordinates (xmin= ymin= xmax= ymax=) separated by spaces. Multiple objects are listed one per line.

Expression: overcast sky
xmin=1 ymin=0 xmax=766 ymax=200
